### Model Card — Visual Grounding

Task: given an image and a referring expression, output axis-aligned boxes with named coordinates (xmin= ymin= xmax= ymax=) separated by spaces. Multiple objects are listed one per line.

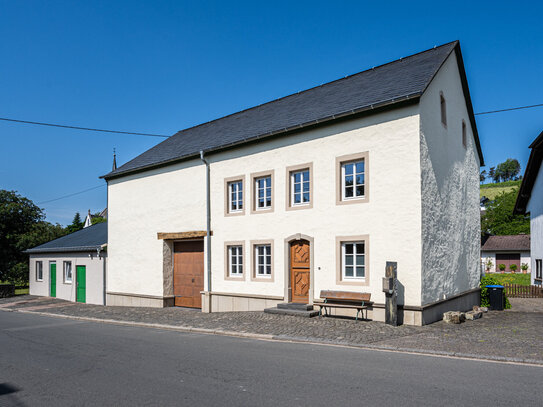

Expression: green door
xmin=76 ymin=265 xmax=86 ymax=303
xmin=50 ymin=263 xmax=56 ymax=297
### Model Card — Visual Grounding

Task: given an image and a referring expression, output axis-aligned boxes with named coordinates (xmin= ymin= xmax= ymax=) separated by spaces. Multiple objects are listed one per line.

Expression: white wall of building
xmin=419 ymin=51 xmax=481 ymax=305
xmin=481 ymin=251 xmax=531 ymax=273
xmin=208 ymin=106 xmax=424 ymax=307
xmin=107 ymin=160 xmax=207 ymax=298
xmin=527 ymin=164 xmax=543 ymax=284
xmin=29 ymin=252 xmax=106 ymax=305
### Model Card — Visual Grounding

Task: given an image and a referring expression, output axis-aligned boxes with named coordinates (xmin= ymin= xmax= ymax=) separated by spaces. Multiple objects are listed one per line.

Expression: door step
xmin=264 ymin=303 xmax=319 ymax=318
xmin=277 ymin=302 xmax=314 ymax=311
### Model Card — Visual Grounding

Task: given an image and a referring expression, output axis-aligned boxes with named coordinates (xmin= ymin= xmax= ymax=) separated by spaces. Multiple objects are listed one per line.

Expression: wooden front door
xmin=174 ymin=240 xmax=204 ymax=308
xmin=76 ymin=265 xmax=86 ymax=303
xmin=290 ymin=240 xmax=310 ymax=303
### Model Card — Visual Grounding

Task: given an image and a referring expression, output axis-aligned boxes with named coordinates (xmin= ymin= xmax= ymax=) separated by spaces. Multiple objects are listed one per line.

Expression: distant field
xmin=480 ymin=180 xmax=521 ymax=199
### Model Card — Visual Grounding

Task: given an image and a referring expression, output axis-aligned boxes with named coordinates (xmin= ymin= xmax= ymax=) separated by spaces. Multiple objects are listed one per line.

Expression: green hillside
xmin=480 ymin=180 xmax=521 ymax=200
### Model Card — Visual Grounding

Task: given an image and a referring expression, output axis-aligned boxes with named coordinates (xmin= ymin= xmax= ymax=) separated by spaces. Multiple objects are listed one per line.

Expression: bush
xmin=498 ymin=263 xmax=506 ymax=272
xmin=480 ymin=275 xmax=511 ymax=309
xmin=509 ymin=264 xmax=518 ymax=273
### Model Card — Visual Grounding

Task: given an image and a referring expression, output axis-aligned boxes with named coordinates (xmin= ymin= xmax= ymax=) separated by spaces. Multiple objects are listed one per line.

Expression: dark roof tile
xmin=25 ymin=222 xmax=107 ymax=254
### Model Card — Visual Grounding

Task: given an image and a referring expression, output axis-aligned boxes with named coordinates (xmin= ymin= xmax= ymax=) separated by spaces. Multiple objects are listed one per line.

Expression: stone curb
xmin=4 ymin=307 xmax=543 ymax=367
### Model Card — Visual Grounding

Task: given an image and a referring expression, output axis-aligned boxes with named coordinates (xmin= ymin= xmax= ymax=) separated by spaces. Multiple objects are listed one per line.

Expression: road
xmin=1 ymin=311 xmax=541 ymax=406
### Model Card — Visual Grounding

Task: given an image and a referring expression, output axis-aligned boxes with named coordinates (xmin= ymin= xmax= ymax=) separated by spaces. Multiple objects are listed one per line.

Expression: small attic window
xmin=440 ymin=92 xmax=447 ymax=127
xmin=462 ymin=120 xmax=467 ymax=148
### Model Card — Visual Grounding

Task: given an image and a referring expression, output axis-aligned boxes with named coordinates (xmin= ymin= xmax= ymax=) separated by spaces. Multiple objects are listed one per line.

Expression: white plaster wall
xmin=209 ymin=106 xmax=424 ymax=306
xmin=107 ymin=160 xmax=206 ymax=297
xmin=527 ymin=165 xmax=543 ymax=284
xmin=28 ymin=253 xmax=106 ymax=305
xmin=419 ymin=51 xmax=481 ymax=305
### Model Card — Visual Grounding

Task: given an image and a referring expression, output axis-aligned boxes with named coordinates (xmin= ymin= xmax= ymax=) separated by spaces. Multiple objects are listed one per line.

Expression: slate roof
xmin=103 ymin=40 xmax=483 ymax=180
xmin=25 ymin=222 xmax=107 ymax=254
xmin=514 ymin=130 xmax=543 ymax=214
xmin=481 ymin=234 xmax=531 ymax=252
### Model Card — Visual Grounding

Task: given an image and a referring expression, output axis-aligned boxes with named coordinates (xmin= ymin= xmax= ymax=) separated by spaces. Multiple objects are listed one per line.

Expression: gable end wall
xmin=419 ymin=51 xmax=481 ymax=305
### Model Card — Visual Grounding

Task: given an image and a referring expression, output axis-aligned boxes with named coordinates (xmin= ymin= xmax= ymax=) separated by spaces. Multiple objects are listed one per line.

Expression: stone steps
xmin=264 ymin=303 xmax=319 ymax=318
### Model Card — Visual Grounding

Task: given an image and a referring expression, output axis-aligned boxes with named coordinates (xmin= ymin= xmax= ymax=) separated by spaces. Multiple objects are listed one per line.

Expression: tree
xmin=65 ymin=212 xmax=84 ymax=234
xmin=91 ymin=215 xmax=106 ymax=226
xmin=480 ymin=170 xmax=487 ymax=183
xmin=494 ymin=159 xmax=521 ymax=182
xmin=488 ymin=166 xmax=497 ymax=183
xmin=0 ymin=190 xmax=66 ymax=283
xmin=481 ymin=189 xmax=530 ymax=236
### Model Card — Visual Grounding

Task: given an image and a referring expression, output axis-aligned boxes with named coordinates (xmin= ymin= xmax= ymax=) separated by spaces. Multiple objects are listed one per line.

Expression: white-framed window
xmin=228 ymin=245 xmax=243 ymax=276
xmin=255 ymin=244 xmax=272 ymax=277
xmin=536 ymin=259 xmax=542 ymax=280
xmin=341 ymin=241 xmax=365 ymax=279
xmin=291 ymin=169 xmax=310 ymax=206
xmin=63 ymin=261 xmax=72 ymax=283
xmin=228 ymin=180 xmax=243 ymax=212
xmin=341 ymin=160 xmax=365 ymax=200
xmin=255 ymin=176 xmax=272 ymax=210
xmin=36 ymin=261 xmax=43 ymax=281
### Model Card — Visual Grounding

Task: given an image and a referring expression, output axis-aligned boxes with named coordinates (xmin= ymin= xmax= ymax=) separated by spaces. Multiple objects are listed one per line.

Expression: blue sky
xmin=1 ymin=1 xmax=542 ymax=225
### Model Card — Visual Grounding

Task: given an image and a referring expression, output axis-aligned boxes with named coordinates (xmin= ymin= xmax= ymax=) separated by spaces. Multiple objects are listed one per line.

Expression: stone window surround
xmin=285 ymin=162 xmax=314 ymax=211
xmin=336 ymin=235 xmax=369 ymax=286
xmin=335 ymin=152 xmax=369 ymax=205
xmin=250 ymin=170 xmax=275 ymax=214
xmin=224 ymin=175 xmax=246 ymax=217
xmin=250 ymin=239 xmax=275 ymax=282
xmin=224 ymin=241 xmax=246 ymax=281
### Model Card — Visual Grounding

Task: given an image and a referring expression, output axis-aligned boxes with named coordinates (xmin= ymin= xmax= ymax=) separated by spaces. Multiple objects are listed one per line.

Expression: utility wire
xmin=475 ymin=103 xmax=543 ymax=115
xmin=37 ymin=184 xmax=106 ymax=205
xmin=0 ymin=117 xmax=169 ymax=138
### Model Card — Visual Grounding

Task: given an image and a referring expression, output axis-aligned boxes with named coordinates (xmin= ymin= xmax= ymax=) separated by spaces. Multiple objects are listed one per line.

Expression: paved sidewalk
xmin=2 ymin=295 xmax=543 ymax=364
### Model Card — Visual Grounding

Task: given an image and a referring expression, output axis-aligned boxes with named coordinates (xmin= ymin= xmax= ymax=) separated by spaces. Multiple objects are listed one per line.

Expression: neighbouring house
xmin=101 ymin=41 xmax=484 ymax=325
xmin=515 ymin=130 xmax=543 ymax=285
xmin=84 ymin=208 xmax=107 ymax=228
xmin=25 ymin=222 xmax=107 ymax=304
xmin=481 ymin=234 xmax=531 ymax=274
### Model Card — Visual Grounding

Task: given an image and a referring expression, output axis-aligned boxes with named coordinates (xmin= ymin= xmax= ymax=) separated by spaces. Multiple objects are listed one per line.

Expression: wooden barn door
xmin=174 ymin=240 xmax=204 ymax=308
xmin=290 ymin=240 xmax=310 ymax=303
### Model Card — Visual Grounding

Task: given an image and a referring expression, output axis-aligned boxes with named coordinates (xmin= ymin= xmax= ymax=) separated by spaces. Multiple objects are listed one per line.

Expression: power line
xmin=37 ymin=184 xmax=106 ymax=205
xmin=0 ymin=117 xmax=169 ymax=138
xmin=475 ymin=103 xmax=543 ymax=116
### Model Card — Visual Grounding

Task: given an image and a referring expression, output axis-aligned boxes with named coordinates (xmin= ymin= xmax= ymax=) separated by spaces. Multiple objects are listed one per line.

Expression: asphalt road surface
xmin=1 ymin=311 xmax=541 ymax=406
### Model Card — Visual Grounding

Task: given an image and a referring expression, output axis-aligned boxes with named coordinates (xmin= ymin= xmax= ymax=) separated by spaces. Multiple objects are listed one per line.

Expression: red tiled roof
xmin=481 ymin=234 xmax=530 ymax=251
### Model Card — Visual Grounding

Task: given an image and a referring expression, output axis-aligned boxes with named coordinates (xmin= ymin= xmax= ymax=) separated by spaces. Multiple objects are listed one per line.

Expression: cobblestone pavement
xmin=2 ymin=296 xmax=543 ymax=364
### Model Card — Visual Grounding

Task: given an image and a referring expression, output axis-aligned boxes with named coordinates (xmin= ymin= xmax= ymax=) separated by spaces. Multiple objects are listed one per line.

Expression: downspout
xmin=200 ymin=151 xmax=212 ymax=309
xmin=99 ymin=243 xmax=107 ymax=305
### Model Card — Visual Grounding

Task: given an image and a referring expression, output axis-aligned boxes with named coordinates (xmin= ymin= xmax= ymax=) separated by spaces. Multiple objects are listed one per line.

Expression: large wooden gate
xmin=290 ymin=240 xmax=310 ymax=303
xmin=173 ymin=240 xmax=204 ymax=308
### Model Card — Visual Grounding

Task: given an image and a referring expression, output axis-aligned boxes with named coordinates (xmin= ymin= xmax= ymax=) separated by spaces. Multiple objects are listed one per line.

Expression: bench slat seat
xmin=314 ymin=290 xmax=372 ymax=320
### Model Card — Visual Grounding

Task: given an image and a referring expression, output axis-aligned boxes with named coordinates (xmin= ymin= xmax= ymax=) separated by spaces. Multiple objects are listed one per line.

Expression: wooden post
xmin=384 ymin=261 xmax=398 ymax=326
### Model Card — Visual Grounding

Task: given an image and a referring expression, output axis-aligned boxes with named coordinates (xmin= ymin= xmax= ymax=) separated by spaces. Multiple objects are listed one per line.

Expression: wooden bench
xmin=314 ymin=290 xmax=372 ymax=320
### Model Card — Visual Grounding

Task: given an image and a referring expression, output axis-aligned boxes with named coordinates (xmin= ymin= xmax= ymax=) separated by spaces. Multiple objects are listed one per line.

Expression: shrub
xmin=509 ymin=264 xmax=518 ymax=273
xmin=521 ymin=263 xmax=529 ymax=272
xmin=498 ymin=263 xmax=506 ymax=272
xmin=485 ymin=259 xmax=494 ymax=271
xmin=480 ymin=275 xmax=511 ymax=309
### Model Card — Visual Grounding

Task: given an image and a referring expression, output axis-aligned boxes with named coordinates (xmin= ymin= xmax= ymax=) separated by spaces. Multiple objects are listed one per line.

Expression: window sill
xmin=337 ymin=278 xmax=368 ymax=286
xmin=337 ymin=196 xmax=368 ymax=206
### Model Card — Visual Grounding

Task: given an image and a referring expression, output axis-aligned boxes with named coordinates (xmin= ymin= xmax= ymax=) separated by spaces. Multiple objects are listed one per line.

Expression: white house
xmin=83 ymin=208 xmax=107 ymax=228
xmin=26 ymin=222 xmax=107 ymax=305
xmin=101 ymin=41 xmax=484 ymax=325
xmin=481 ymin=234 xmax=531 ymax=273
xmin=515 ymin=131 xmax=543 ymax=285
